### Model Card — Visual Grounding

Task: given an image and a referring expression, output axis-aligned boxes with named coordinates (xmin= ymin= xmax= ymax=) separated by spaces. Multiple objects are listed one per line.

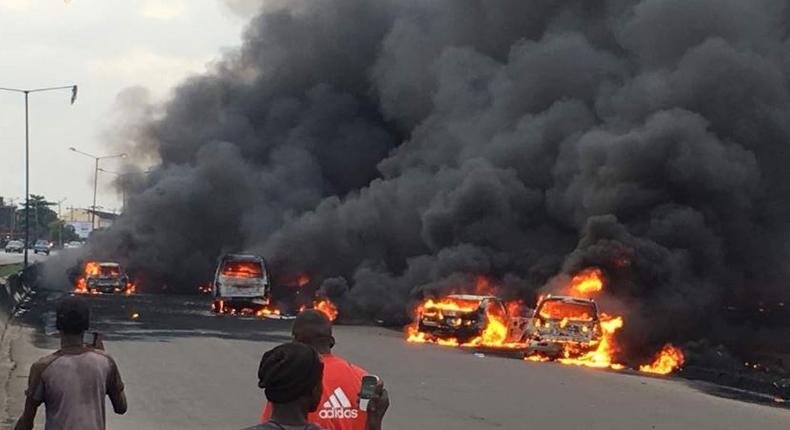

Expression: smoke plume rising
xmin=83 ymin=0 xmax=790 ymax=365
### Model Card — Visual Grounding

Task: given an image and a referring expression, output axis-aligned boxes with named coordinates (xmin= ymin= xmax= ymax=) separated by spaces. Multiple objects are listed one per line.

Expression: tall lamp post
xmin=0 ymin=85 xmax=78 ymax=269
xmin=68 ymin=148 xmax=126 ymax=231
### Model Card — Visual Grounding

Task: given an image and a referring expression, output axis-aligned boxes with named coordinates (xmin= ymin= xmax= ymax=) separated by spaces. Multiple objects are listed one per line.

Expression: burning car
xmin=211 ymin=253 xmax=271 ymax=314
xmin=76 ymin=261 xmax=133 ymax=294
xmin=523 ymin=295 xmax=602 ymax=358
xmin=416 ymin=294 xmax=514 ymax=344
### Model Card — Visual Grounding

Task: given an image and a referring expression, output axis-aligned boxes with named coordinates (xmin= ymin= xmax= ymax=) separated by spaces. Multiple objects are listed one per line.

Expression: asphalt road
xmin=0 ymin=250 xmax=52 ymax=266
xmin=26 ymin=294 xmax=789 ymax=430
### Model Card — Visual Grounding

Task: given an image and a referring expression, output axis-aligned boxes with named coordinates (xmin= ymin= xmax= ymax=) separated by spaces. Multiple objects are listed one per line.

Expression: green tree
xmin=49 ymin=221 xmax=79 ymax=245
xmin=16 ymin=195 xmax=58 ymax=241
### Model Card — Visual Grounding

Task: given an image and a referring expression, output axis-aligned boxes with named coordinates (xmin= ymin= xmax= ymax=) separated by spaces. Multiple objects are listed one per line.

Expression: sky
xmin=0 ymin=0 xmax=249 ymax=213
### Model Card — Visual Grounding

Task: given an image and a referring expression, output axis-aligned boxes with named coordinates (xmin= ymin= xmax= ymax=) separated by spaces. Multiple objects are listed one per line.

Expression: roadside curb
xmin=0 ymin=268 xmax=36 ymax=429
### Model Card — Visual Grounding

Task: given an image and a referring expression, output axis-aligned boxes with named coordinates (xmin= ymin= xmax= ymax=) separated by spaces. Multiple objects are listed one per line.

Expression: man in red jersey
xmin=262 ymin=310 xmax=386 ymax=430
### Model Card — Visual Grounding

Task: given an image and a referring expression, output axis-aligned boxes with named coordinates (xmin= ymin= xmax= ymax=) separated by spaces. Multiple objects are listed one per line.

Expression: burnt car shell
xmin=526 ymin=295 xmax=602 ymax=357
xmin=86 ymin=262 xmax=130 ymax=293
xmin=417 ymin=294 xmax=499 ymax=343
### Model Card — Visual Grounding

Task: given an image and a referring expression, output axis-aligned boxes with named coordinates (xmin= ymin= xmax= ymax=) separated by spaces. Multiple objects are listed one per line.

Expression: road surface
xmin=0 ymin=250 xmax=52 ymax=266
xmin=17 ymin=294 xmax=790 ymax=430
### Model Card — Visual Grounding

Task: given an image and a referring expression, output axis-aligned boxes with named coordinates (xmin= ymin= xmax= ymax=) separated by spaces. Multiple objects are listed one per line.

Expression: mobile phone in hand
xmin=90 ymin=332 xmax=104 ymax=349
xmin=359 ymin=375 xmax=379 ymax=411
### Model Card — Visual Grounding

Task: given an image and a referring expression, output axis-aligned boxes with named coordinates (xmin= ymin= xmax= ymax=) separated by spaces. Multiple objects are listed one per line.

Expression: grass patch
xmin=0 ymin=263 xmax=23 ymax=278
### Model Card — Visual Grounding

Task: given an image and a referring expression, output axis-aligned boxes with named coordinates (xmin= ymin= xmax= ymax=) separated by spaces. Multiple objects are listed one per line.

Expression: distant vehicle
xmin=83 ymin=262 xmax=132 ymax=294
xmin=417 ymin=294 xmax=525 ymax=344
xmin=4 ymin=240 xmax=24 ymax=253
xmin=64 ymin=241 xmax=84 ymax=249
xmin=522 ymin=295 xmax=602 ymax=358
xmin=212 ymin=254 xmax=270 ymax=313
xmin=33 ymin=239 xmax=51 ymax=255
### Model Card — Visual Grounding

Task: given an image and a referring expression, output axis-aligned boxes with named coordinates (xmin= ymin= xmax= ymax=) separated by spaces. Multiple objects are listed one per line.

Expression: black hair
xmin=292 ymin=309 xmax=333 ymax=348
xmin=56 ymin=295 xmax=90 ymax=335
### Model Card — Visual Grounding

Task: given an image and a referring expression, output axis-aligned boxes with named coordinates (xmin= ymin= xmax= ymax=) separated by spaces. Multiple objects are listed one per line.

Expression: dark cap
xmin=56 ymin=295 xmax=90 ymax=335
xmin=257 ymin=342 xmax=324 ymax=403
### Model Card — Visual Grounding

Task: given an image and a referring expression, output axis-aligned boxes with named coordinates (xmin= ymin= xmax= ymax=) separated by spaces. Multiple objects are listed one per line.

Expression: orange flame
xmin=74 ymin=261 xmax=101 ymax=293
xmin=524 ymin=354 xmax=551 ymax=362
xmin=569 ymin=268 xmax=603 ymax=296
xmin=297 ymin=274 xmax=311 ymax=287
xmin=639 ymin=344 xmax=685 ymax=375
xmin=314 ymin=299 xmax=338 ymax=321
xmin=406 ymin=295 xmax=527 ymax=349
xmin=556 ymin=314 xmax=625 ymax=370
xmin=213 ymin=300 xmax=281 ymax=317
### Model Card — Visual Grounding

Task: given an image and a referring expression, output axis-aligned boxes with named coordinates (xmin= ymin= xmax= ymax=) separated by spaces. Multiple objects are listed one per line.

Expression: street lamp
xmin=0 ymin=85 xmax=78 ymax=269
xmin=68 ymin=147 xmax=126 ymax=230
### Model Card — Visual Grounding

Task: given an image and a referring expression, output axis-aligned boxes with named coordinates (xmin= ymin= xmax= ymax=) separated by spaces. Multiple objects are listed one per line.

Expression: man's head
xmin=292 ymin=309 xmax=334 ymax=353
xmin=55 ymin=295 xmax=90 ymax=335
xmin=258 ymin=342 xmax=324 ymax=413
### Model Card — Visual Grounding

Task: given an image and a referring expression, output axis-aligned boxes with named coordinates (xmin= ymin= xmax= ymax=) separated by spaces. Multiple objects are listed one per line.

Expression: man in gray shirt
xmin=14 ymin=296 xmax=127 ymax=430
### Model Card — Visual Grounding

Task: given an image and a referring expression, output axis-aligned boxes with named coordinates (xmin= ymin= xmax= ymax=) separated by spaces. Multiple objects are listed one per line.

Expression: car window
xmin=221 ymin=261 xmax=263 ymax=278
xmin=538 ymin=300 xmax=596 ymax=321
xmin=100 ymin=266 xmax=121 ymax=276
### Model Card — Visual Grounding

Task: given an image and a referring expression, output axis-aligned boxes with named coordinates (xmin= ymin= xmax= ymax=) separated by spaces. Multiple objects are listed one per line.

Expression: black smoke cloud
xmin=85 ymin=0 xmax=790 ymax=364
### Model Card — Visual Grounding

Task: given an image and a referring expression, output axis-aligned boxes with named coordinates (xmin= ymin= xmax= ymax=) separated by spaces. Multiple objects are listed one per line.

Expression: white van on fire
xmin=211 ymin=253 xmax=271 ymax=313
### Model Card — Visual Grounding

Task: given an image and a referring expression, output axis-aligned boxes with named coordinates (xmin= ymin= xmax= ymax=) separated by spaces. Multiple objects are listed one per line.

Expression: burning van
xmin=78 ymin=261 xmax=133 ymax=294
xmin=523 ymin=295 xmax=602 ymax=358
xmin=211 ymin=254 xmax=271 ymax=313
xmin=417 ymin=294 xmax=511 ymax=344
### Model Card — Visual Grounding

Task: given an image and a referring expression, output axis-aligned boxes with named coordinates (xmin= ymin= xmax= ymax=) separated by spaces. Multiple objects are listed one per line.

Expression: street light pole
xmin=93 ymin=157 xmax=99 ymax=229
xmin=0 ymin=85 xmax=77 ymax=270
xmin=68 ymin=148 xmax=126 ymax=231
xmin=24 ymin=92 xmax=29 ymax=269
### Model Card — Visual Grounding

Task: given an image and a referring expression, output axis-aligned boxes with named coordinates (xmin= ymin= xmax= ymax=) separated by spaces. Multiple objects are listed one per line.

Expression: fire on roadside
xmin=298 ymin=298 xmax=339 ymax=321
xmin=552 ymin=314 xmax=625 ymax=370
xmin=212 ymin=299 xmax=281 ymax=317
xmin=639 ymin=344 xmax=685 ymax=375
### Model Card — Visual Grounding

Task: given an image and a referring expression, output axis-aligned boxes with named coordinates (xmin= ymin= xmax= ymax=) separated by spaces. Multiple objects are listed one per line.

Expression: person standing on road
xmin=14 ymin=295 xmax=127 ymax=430
xmin=261 ymin=310 xmax=380 ymax=430
xmin=245 ymin=342 xmax=388 ymax=430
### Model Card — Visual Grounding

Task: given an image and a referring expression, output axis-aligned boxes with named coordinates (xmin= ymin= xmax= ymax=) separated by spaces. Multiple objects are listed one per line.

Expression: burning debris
xmin=553 ymin=315 xmax=625 ymax=371
xmin=212 ymin=299 xmax=282 ymax=318
xmin=298 ymin=298 xmax=340 ymax=321
xmin=313 ymin=299 xmax=338 ymax=321
xmin=639 ymin=344 xmax=685 ymax=375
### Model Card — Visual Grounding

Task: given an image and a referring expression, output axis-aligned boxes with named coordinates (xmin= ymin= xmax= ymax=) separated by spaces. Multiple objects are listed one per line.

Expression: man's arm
xmin=14 ymin=362 xmax=45 ymax=430
xmin=13 ymin=397 xmax=41 ymax=430
xmin=109 ymin=388 xmax=127 ymax=415
xmin=106 ymin=356 xmax=128 ymax=414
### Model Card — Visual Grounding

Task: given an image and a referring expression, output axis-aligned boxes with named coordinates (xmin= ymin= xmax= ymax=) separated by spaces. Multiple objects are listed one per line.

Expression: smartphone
xmin=358 ymin=375 xmax=379 ymax=411
xmin=84 ymin=332 xmax=100 ymax=347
